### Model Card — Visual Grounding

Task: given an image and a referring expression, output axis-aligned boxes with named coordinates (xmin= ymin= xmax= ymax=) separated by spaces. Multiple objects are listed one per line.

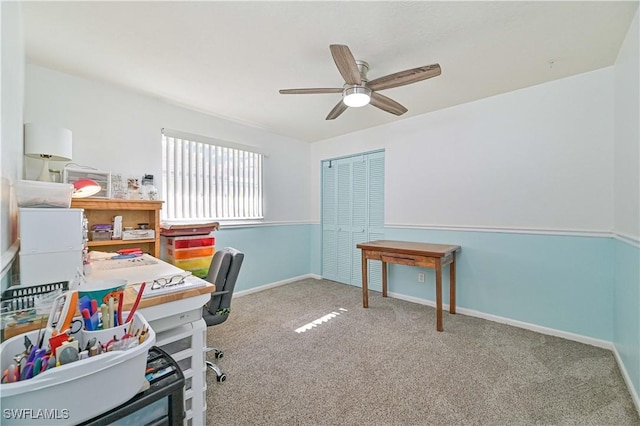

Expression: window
xmin=161 ymin=130 xmax=263 ymax=221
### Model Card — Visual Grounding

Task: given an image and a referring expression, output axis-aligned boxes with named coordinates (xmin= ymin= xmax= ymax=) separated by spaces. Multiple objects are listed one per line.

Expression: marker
xmin=33 ymin=358 xmax=42 ymax=377
xmin=81 ymin=308 xmax=93 ymax=331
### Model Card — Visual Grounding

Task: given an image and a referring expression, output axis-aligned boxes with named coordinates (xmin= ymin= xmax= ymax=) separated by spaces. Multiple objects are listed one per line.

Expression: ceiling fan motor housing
xmin=355 ymin=60 xmax=370 ymax=82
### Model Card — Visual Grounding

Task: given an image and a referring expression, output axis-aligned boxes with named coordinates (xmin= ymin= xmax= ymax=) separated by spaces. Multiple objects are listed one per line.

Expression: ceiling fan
xmin=279 ymin=44 xmax=441 ymax=120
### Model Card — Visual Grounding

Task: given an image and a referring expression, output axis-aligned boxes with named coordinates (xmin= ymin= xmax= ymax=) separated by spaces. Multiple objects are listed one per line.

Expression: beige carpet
xmin=205 ymin=278 xmax=639 ymax=425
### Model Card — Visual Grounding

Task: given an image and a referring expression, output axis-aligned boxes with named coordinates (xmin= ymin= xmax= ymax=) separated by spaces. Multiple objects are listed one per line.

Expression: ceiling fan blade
xmin=370 ymin=92 xmax=408 ymax=116
xmin=279 ymin=88 xmax=343 ymax=95
xmin=368 ymin=64 xmax=441 ymax=91
xmin=326 ymin=100 xmax=348 ymax=120
xmin=330 ymin=44 xmax=361 ymax=85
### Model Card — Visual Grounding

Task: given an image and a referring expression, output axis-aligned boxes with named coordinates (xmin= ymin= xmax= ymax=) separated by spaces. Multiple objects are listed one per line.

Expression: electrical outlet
xmin=418 ymin=273 xmax=425 ymax=283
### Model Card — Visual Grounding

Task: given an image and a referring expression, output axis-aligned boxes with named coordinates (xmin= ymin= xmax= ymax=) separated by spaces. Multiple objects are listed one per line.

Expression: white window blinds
xmin=161 ymin=131 xmax=263 ymax=221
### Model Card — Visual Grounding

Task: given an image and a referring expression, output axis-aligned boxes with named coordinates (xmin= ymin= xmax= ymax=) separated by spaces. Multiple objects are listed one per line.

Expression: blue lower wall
xmin=213 ymin=224 xmax=311 ymax=292
xmin=311 ymin=224 xmax=613 ymax=341
xmin=384 ymin=227 xmax=614 ymax=341
xmin=614 ymin=239 xmax=640 ymax=400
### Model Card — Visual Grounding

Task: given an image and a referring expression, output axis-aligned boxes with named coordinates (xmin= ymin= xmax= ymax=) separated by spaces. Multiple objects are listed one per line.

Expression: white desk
xmin=87 ymin=254 xmax=213 ymax=426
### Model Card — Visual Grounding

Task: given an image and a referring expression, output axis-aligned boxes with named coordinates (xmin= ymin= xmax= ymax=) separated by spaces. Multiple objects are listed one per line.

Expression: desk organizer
xmin=0 ymin=312 xmax=155 ymax=425
xmin=63 ymin=168 xmax=111 ymax=199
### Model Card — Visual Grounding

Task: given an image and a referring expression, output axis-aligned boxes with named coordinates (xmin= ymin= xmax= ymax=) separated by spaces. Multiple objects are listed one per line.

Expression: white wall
xmin=614 ymin=10 xmax=640 ymax=241
xmin=613 ymin=8 xmax=640 ymax=411
xmin=24 ymin=64 xmax=311 ymax=223
xmin=1 ymin=1 xmax=24 ymax=287
xmin=310 ymin=68 xmax=614 ymax=233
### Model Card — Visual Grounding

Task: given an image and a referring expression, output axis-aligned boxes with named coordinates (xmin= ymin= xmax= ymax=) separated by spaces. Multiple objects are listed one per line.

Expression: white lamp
xmin=343 ymin=86 xmax=371 ymax=108
xmin=24 ymin=123 xmax=73 ymax=182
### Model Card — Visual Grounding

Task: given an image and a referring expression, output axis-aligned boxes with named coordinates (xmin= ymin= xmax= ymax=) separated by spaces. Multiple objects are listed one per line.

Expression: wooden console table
xmin=357 ymin=240 xmax=461 ymax=332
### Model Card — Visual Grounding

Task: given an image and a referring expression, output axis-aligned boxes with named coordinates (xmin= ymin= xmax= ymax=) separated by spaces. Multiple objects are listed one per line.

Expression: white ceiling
xmin=23 ymin=1 xmax=638 ymax=143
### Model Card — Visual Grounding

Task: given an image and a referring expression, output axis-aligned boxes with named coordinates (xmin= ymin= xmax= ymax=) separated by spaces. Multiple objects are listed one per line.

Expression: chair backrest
xmin=205 ymin=249 xmax=232 ymax=294
xmin=203 ymin=247 xmax=244 ymax=323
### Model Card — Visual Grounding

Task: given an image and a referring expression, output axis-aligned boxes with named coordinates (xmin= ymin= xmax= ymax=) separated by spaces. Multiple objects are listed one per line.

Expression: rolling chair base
xmin=206 ymin=360 xmax=227 ymax=382
xmin=206 ymin=347 xmax=226 ymax=382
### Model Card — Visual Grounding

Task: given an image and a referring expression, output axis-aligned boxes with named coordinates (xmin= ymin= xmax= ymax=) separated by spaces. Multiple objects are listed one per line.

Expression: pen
xmin=111 ymin=254 xmax=137 ymax=259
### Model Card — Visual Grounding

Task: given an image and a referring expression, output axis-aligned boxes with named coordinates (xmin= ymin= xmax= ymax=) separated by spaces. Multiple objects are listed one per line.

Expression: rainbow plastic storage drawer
xmin=161 ymin=235 xmax=215 ymax=278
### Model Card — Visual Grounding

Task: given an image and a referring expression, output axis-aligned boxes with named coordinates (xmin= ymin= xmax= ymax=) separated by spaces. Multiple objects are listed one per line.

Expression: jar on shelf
xmin=141 ymin=182 xmax=159 ymax=200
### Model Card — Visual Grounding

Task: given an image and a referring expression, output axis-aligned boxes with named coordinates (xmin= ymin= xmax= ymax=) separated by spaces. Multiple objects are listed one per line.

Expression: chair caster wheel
xmin=215 ymin=351 xmax=224 ymax=359
xmin=217 ymin=373 xmax=227 ymax=382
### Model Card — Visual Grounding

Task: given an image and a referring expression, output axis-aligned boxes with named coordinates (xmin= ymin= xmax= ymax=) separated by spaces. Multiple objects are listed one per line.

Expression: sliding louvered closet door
xmin=322 ymin=151 xmax=384 ymax=290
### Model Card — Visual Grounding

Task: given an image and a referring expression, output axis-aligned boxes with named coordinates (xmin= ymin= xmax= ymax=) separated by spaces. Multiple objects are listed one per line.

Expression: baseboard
xmin=613 ymin=345 xmax=640 ymax=416
xmin=234 ymin=274 xmax=322 ymax=298
xmin=387 ymin=291 xmax=613 ymax=350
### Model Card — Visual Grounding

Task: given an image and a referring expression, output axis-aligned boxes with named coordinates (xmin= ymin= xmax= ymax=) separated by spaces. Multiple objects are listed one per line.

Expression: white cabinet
xmin=18 ymin=208 xmax=85 ymax=286
xmin=154 ymin=319 xmax=208 ymax=426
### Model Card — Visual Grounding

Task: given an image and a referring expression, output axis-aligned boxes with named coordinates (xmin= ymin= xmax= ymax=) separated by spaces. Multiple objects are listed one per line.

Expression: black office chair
xmin=202 ymin=247 xmax=244 ymax=382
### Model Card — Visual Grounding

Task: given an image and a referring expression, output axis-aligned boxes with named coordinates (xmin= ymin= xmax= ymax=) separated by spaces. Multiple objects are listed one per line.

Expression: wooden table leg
xmin=436 ymin=260 xmax=443 ymax=332
xmin=382 ymin=261 xmax=387 ymax=297
xmin=361 ymin=250 xmax=368 ymax=308
xmin=450 ymin=252 xmax=456 ymax=314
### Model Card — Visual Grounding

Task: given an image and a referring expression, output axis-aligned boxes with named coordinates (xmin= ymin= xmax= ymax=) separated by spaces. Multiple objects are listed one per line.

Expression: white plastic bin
xmin=0 ymin=312 xmax=155 ymax=425
xmin=15 ymin=180 xmax=73 ymax=208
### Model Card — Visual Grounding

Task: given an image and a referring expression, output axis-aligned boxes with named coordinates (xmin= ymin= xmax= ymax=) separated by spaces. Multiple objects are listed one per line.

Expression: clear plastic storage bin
xmin=15 ymin=180 xmax=73 ymax=208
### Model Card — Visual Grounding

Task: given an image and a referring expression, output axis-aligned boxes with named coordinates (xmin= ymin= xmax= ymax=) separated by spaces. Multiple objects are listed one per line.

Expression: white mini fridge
xmin=19 ymin=208 xmax=85 ymax=286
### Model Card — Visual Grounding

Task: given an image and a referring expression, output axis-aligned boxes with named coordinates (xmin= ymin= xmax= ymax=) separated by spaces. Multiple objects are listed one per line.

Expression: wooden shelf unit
xmin=71 ymin=199 xmax=163 ymax=257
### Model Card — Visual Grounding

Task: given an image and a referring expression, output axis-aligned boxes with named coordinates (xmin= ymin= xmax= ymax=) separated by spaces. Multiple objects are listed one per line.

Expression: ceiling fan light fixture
xmin=343 ymin=86 xmax=371 ymax=108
